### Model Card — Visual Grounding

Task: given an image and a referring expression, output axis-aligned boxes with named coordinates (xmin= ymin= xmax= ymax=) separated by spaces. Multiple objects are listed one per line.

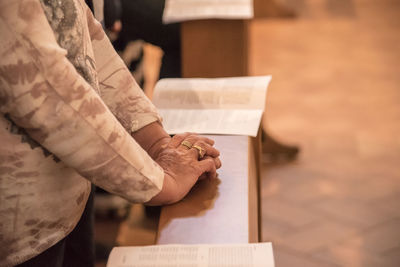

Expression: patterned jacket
xmin=0 ymin=0 xmax=164 ymax=265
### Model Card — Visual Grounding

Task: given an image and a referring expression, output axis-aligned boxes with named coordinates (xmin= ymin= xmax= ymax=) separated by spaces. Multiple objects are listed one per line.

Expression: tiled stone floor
xmin=254 ymin=0 xmax=400 ymax=266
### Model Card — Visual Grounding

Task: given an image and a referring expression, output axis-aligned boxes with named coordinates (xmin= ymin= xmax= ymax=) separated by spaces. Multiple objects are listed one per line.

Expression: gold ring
xmin=192 ymin=145 xmax=206 ymax=159
xmin=181 ymin=140 xmax=192 ymax=149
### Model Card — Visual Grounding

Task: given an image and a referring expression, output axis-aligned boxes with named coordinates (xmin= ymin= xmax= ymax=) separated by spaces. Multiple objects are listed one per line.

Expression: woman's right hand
xmin=145 ymin=133 xmax=221 ymax=205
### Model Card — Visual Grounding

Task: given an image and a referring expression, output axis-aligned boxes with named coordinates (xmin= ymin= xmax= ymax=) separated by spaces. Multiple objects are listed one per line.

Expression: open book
xmin=152 ymin=76 xmax=271 ymax=137
xmin=107 ymin=243 xmax=274 ymax=267
xmin=163 ymin=0 xmax=254 ymax=24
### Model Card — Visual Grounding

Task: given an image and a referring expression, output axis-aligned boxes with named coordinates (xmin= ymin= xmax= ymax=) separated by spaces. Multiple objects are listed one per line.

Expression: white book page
xmin=163 ymin=0 xmax=254 ymax=24
xmin=107 ymin=243 xmax=274 ymax=267
xmin=158 ymin=109 xmax=263 ymax=136
xmin=153 ymin=76 xmax=271 ymax=137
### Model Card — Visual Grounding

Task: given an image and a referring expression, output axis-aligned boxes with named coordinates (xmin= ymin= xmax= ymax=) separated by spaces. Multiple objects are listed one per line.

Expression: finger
xmin=202 ymin=156 xmax=222 ymax=169
xmin=191 ymin=141 xmax=220 ymax=159
xmin=169 ymin=133 xmax=192 ymax=148
xmin=204 ymin=144 xmax=220 ymax=158
xmin=191 ymin=141 xmax=206 ymax=159
xmin=196 ymin=158 xmax=217 ymax=179
xmin=187 ymin=146 xmax=201 ymax=159
xmin=214 ymin=157 xmax=222 ymax=169
xmin=172 ymin=134 xmax=217 ymax=156
xmin=185 ymin=134 xmax=215 ymax=146
xmin=200 ymin=136 xmax=215 ymax=146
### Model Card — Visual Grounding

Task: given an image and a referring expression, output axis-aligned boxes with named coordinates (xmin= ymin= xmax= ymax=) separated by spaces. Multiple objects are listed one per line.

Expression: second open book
xmin=107 ymin=243 xmax=274 ymax=267
xmin=152 ymin=76 xmax=271 ymax=137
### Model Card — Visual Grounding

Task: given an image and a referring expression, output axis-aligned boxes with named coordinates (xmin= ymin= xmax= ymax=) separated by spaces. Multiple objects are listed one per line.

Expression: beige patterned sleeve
xmin=86 ymin=7 xmax=162 ymax=133
xmin=0 ymin=0 xmax=164 ymax=203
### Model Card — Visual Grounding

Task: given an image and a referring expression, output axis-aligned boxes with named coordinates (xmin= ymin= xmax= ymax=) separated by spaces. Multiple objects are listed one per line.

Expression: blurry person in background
xmin=104 ymin=0 xmax=299 ymax=162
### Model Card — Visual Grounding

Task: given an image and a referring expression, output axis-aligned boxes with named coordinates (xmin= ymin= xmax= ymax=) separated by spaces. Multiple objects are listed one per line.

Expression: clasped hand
xmin=146 ymin=133 xmax=221 ymax=205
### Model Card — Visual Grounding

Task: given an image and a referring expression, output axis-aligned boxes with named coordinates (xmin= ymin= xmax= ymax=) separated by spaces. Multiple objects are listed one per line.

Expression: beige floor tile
xmin=309 ymin=198 xmax=393 ymax=228
xmin=274 ymin=245 xmax=339 ymax=267
xmin=313 ymin=243 xmax=397 ymax=267
xmin=262 ymin=198 xmax=321 ymax=229
xmin=275 ymin=221 xmax=358 ymax=253
xmin=350 ymin=218 xmax=400 ymax=255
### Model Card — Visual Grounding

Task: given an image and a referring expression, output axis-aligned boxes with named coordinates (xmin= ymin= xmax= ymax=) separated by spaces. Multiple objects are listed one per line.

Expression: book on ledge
xmin=106 ymin=242 xmax=275 ymax=267
xmin=152 ymin=76 xmax=271 ymax=137
xmin=163 ymin=0 xmax=254 ymax=24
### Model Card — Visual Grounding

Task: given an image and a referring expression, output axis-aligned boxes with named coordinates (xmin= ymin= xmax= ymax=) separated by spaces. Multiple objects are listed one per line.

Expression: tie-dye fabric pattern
xmin=0 ymin=0 xmax=164 ymax=265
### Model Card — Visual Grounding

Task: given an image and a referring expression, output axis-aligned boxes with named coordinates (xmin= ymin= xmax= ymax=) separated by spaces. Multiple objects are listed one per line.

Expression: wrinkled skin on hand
xmin=147 ymin=133 xmax=222 ymax=205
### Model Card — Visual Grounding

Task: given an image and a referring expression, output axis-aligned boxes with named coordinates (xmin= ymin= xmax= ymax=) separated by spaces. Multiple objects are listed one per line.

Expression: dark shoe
xmin=262 ymin=131 xmax=300 ymax=162
xmin=255 ymin=0 xmax=297 ymax=18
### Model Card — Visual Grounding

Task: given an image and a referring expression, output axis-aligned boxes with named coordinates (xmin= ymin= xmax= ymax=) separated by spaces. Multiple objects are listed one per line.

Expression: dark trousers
xmin=113 ymin=0 xmax=181 ymax=78
xmin=17 ymin=188 xmax=95 ymax=267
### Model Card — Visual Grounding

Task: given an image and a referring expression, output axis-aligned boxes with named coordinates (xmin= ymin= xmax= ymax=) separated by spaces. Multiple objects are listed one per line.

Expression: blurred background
xmin=95 ymin=0 xmax=400 ymax=266
xmin=256 ymin=0 xmax=400 ymax=266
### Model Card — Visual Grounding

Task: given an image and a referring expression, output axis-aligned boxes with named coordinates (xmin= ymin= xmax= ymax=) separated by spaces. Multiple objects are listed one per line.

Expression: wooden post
xmin=181 ymin=19 xmax=249 ymax=78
